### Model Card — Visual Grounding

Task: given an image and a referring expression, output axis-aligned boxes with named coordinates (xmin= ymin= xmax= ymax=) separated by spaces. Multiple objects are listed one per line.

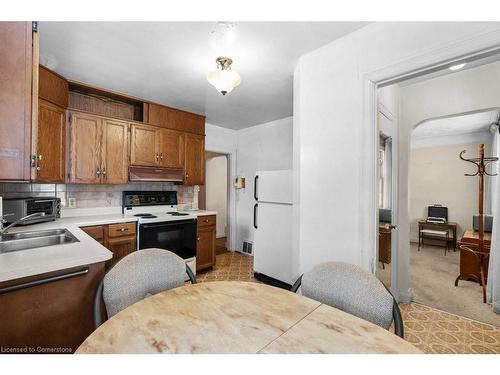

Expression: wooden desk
xmin=76 ymin=281 xmax=420 ymax=354
xmin=418 ymin=220 xmax=457 ymax=250
xmin=457 ymin=229 xmax=491 ymax=284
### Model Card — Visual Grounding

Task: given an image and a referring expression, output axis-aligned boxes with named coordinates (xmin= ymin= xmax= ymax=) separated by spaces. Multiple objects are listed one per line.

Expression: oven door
xmin=138 ymin=219 xmax=197 ymax=260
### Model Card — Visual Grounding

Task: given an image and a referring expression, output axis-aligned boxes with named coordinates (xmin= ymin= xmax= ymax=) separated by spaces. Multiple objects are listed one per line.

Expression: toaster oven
xmin=2 ymin=197 xmax=61 ymax=225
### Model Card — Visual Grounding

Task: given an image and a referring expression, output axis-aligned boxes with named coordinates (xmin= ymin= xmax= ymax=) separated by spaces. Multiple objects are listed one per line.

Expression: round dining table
xmin=76 ymin=281 xmax=421 ymax=354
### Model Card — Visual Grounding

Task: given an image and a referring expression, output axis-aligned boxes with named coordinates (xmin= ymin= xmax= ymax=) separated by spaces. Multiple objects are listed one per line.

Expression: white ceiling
xmin=413 ymin=109 xmax=500 ymax=139
xmin=39 ymin=22 xmax=368 ymax=129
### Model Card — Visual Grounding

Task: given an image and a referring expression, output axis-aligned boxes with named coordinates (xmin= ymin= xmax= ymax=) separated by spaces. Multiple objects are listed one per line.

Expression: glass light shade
xmin=207 ymin=69 xmax=241 ymax=95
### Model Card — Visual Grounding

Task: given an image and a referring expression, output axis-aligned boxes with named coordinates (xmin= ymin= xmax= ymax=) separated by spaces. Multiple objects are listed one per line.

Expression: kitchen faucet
xmin=0 ymin=212 xmax=46 ymax=236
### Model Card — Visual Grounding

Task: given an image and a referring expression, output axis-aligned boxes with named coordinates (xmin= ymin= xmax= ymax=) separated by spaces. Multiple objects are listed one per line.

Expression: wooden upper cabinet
xmin=101 ymin=119 xmax=129 ymax=184
xmin=36 ymin=100 xmax=66 ymax=183
xmin=130 ymin=123 xmax=159 ymax=166
xmin=184 ymin=133 xmax=205 ymax=185
xmin=0 ymin=22 xmax=35 ymax=181
xmin=148 ymin=103 xmax=205 ymax=135
xmin=68 ymin=112 xmax=101 ymax=184
xmin=39 ymin=65 xmax=68 ymax=108
xmin=159 ymin=129 xmax=184 ymax=168
xmin=69 ymin=111 xmax=130 ymax=184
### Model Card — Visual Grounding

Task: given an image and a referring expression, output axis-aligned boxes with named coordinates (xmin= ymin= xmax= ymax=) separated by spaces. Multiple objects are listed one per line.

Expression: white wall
xmin=293 ymin=22 xmax=500 ymax=299
xmin=235 ymin=117 xmax=293 ymax=250
xmin=205 ymin=123 xmax=237 ymax=152
xmin=205 ymin=155 xmax=228 ymax=238
xmin=409 ymin=141 xmax=492 ymax=242
xmin=204 ymin=119 xmax=293 ymax=251
xmin=412 ymin=130 xmax=492 ymax=149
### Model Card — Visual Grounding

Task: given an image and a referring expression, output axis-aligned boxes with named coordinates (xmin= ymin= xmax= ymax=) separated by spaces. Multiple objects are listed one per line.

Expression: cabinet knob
xmin=96 ymin=168 xmax=101 ymax=176
xmin=102 ymin=168 xmax=107 ymax=177
xmin=204 ymin=219 xmax=209 ymax=223
xmin=160 ymin=153 xmax=164 ymax=160
xmin=37 ymin=154 xmax=42 ymax=160
xmin=119 ymin=228 xmax=128 ymax=232
xmin=197 ymin=236 xmax=200 ymax=241
xmin=156 ymin=152 xmax=159 ymax=161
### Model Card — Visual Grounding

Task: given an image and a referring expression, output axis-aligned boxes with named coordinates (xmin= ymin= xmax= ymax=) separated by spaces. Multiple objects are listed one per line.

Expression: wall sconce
xmin=234 ymin=176 xmax=245 ymax=189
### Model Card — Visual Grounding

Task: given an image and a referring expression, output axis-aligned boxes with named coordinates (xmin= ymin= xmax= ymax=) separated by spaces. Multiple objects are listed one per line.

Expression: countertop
xmin=0 ymin=214 xmax=138 ymax=283
xmin=183 ymin=210 xmax=217 ymax=217
xmin=0 ymin=211 xmax=217 ymax=283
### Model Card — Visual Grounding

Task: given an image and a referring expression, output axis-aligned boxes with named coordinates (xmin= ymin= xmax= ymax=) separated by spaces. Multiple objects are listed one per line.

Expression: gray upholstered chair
xmin=93 ymin=248 xmax=197 ymax=328
xmin=290 ymin=262 xmax=404 ymax=338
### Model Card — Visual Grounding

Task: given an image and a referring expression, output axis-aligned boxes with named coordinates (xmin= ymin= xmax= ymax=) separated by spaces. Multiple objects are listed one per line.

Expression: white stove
xmin=123 ymin=205 xmax=197 ymax=224
xmin=123 ymin=191 xmax=197 ymax=274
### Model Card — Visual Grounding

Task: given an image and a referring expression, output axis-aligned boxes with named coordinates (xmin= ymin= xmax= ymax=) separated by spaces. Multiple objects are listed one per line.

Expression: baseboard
xmin=394 ymin=288 xmax=412 ymax=303
xmin=254 ymin=272 xmax=291 ymax=290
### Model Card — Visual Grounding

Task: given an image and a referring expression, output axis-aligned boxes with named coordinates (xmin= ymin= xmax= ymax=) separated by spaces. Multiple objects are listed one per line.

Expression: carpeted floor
xmin=377 ymin=242 xmax=500 ymax=327
xmin=199 ymin=252 xmax=500 ymax=353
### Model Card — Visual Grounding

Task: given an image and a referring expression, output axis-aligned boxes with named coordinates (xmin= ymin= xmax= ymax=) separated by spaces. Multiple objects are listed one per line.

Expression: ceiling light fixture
xmin=207 ymin=56 xmax=241 ymax=96
xmin=449 ymin=63 xmax=466 ymax=71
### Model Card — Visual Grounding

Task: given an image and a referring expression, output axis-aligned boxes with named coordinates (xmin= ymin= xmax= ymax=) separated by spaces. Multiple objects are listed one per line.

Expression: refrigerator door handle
xmin=253 ymin=203 xmax=258 ymax=229
xmin=254 ymin=175 xmax=259 ymax=201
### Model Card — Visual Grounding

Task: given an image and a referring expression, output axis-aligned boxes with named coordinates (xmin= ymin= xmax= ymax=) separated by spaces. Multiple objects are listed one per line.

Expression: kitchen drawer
xmin=107 ymin=222 xmax=136 ymax=238
xmin=81 ymin=225 xmax=104 ymax=242
xmin=197 ymin=215 xmax=216 ymax=227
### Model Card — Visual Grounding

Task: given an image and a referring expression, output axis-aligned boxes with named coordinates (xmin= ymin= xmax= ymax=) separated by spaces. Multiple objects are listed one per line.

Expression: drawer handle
xmin=118 ymin=228 xmax=129 ymax=232
xmin=0 ymin=267 xmax=89 ymax=294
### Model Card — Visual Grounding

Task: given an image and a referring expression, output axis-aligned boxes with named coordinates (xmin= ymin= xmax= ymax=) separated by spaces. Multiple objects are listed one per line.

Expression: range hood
xmin=129 ymin=166 xmax=184 ymax=182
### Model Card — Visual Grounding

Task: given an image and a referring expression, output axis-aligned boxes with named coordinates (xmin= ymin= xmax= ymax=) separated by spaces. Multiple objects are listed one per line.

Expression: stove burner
xmin=134 ymin=213 xmax=157 ymax=218
xmin=167 ymin=212 xmax=189 ymax=216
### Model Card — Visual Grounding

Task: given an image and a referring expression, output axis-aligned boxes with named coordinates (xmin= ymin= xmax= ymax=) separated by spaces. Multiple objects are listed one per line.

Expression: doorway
xmin=200 ymin=151 xmax=230 ymax=254
xmin=374 ymin=55 xmax=500 ymax=326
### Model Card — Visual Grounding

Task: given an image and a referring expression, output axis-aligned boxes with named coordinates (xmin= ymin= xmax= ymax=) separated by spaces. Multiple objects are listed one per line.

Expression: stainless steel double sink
xmin=0 ymin=228 xmax=80 ymax=253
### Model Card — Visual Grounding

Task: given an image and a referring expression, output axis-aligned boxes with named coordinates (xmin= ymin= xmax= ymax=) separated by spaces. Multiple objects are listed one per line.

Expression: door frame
xmin=376 ymin=104 xmax=399 ymax=293
xmin=203 ymin=147 xmax=237 ymax=252
xmin=362 ymin=40 xmax=500 ymax=302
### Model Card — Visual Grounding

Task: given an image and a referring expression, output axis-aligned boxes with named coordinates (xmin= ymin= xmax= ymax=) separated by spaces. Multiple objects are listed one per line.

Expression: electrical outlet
xmin=68 ymin=197 xmax=77 ymax=209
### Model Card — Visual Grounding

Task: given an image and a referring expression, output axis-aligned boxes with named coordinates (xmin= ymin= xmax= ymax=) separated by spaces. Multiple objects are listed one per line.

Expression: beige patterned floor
xmin=198 ymin=252 xmax=500 ymax=354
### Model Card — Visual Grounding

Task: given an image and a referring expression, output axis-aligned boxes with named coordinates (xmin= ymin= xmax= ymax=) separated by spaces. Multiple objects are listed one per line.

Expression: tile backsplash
xmin=0 ymin=183 xmax=198 ymax=210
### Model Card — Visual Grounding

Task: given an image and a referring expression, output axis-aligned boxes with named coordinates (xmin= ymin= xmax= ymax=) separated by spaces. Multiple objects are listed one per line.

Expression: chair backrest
xmin=102 ymin=248 xmax=186 ymax=318
xmin=301 ymin=262 xmax=395 ymax=329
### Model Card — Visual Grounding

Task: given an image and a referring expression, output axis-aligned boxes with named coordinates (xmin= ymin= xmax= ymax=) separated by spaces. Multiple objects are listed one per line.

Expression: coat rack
xmin=455 ymin=144 xmax=498 ymax=303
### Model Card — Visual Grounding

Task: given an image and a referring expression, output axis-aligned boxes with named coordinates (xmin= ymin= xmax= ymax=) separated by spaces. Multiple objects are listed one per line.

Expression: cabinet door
xmin=196 ymin=225 xmax=216 ymax=272
xmin=0 ymin=22 xmax=33 ymax=181
xmin=184 ymin=133 xmax=205 ymax=185
xmin=159 ymin=129 xmax=184 ymax=168
xmin=68 ymin=112 xmax=101 ymax=184
xmin=80 ymin=225 xmax=104 ymax=245
xmin=36 ymin=100 xmax=65 ymax=183
xmin=101 ymin=119 xmax=129 ymax=184
xmin=130 ymin=124 xmax=159 ymax=166
xmin=38 ymin=65 xmax=68 ymax=108
xmin=105 ymin=236 xmax=136 ymax=270
xmin=0 ymin=263 xmax=105 ymax=351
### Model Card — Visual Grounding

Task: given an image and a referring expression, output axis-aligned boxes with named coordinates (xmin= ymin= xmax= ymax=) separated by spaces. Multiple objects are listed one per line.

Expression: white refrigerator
xmin=253 ymin=169 xmax=293 ymax=285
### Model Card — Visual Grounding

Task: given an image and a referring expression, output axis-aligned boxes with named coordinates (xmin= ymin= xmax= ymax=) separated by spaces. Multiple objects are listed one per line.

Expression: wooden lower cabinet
xmin=81 ymin=222 xmax=136 ymax=270
xmin=0 ymin=262 xmax=105 ymax=353
xmin=196 ymin=215 xmax=216 ymax=272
